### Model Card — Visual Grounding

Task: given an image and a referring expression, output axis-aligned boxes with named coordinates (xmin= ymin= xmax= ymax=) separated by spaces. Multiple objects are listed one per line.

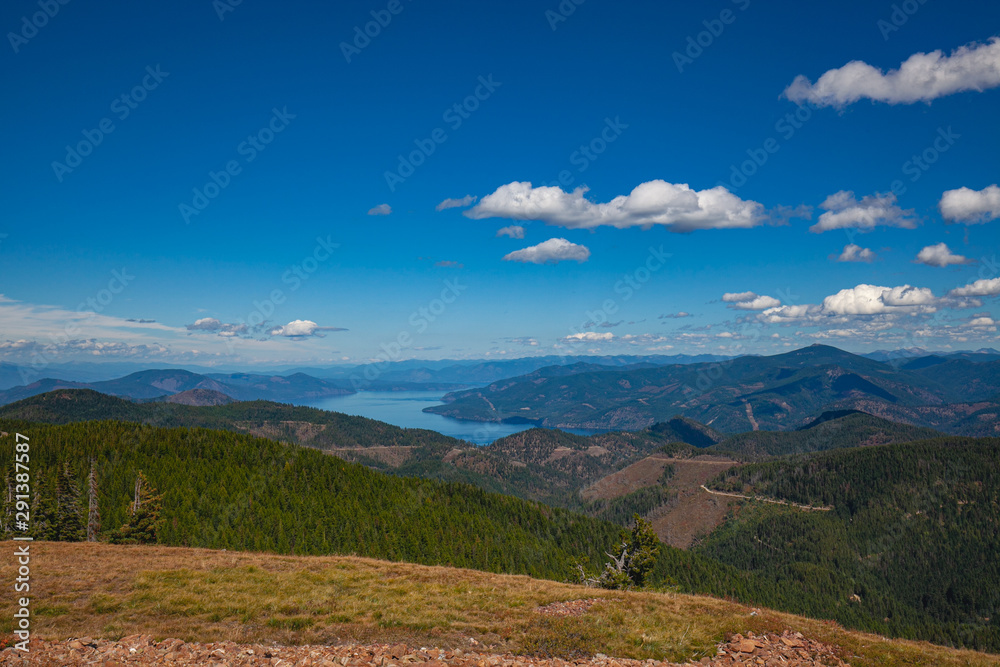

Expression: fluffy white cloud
xmin=563 ymin=332 xmax=614 ymax=342
xmin=784 ymin=37 xmax=1000 ymax=107
xmin=270 ymin=320 xmax=320 ymax=337
xmin=811 ymin=191 xmax=916 ymax=233
xmin=436 ymin=195 xmax=477 ymax=211
xmin=496 ymin=225 xmax=525 ymax=239
xmin=967 ymin=316 xmax=997 ymax=328
xmin=502 ymin=238 xmax=590 ymax=264
xmin=948 ymin=277 xmax=1000 ymax=297
xmin=823 ymin=284 xmax=939 ymax=315
xmin=915 ymin=243 xmax=972 ymax=267
xmin=837 ymin=244 xmax=877 ymax=263
xmin=723 ymin=292 xmax=781 ymax=310
xmin=367 ymin=204 xmax=392 ymax=216
xmin=269 ymin=320 xmax=346 ymax=337
xmin=939 ymin=184 xmax=1000 ymax=224
xmin=467 ymin=180 xmax=766 ymax=232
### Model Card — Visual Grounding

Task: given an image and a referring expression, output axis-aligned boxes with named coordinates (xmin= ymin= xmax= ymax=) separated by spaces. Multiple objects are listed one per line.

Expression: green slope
xmin=699 ymin=438 xmax=1000 ymax=652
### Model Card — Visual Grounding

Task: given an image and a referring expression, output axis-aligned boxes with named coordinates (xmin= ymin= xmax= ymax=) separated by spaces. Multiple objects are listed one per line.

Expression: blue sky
xmin=1 ymin=0 xmax=999 ymax=368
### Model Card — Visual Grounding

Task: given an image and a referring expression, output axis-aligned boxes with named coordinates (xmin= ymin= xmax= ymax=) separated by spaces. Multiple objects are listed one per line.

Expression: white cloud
xmin=659 ymin=311 xmax=692 ymax=319
xmin=563 ymin=332 xmax=614 ymax=342
xmin=436 ymin=195 xmax=477 ymax=211
xmin=269 ymin=320 xmax=346 ymax=338
xmin=502 ymin=238 xmax=590 ymax=264
xmin=915 ymin=242 xmax=972 ymax=267
xmin=270 ymin=320 xmax=320 ymax=337
xmin=968 ymin=316 xmax=997 ymax=328
xmin=496 ymin=225 xmax=525 ymax=239
xmin=811 ymin=191 xmax=916 ymax=233
xmin=823 ymin=284 xmax=939 ymax=315
xmin=939 ymin=184 xmax=1000 ymax=224
xmin=837 ymin=244 xmax=877 ymax=263
xmin=367 ymin=204 xmax=392 ymax=216
xmin=759 ymin=304 xmax=818 ymax=323
xmin=467 ymin=180 xmax=766 ymax=232
xmin=722 ymin=292 xmax=781 ymax=310
xmin=784 ymin=37 xmax=1000 ymax=107
xmin=949 ymin=277 xmax=1000 ymax=298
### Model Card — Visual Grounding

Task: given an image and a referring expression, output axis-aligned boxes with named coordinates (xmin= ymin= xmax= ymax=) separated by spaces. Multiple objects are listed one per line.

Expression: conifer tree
xmin=109 ymin=471 xmax=163 ymax=544
xmin=56 ymin=462 xmax=86 ymax=542
xmin=29 ymin=474 xmax=58 ymax=541
xmin=87 ymin=459 xmax=100 ymax=542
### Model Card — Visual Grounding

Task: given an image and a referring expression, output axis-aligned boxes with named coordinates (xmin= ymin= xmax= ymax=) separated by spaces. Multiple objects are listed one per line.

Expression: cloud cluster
xmin=723 ymin=292 xmax=781 ymax=310
xmin=939 ymin=184 xmax=1000 ymax=224
xmin=186 ymin=318 xmax=248 ymax=336
xmin=436 ymin=195 xmax=478 ymax=211
xmin=915 ymin=243 xmax=972 ymax=267
xmin=563 ymin=332 xmax=614 ymax=342
xmin=837 ymin=244 xmax=877 ymax=263
xmin=784 ymin=37 xmax=1000 ymax=107
xmin=468 ymin=180 xmax=766 ymax=232
xmin=759 ymin=275 xmax=1000 ymax=328
xmin=811 ymin=190 xmax=916 ymax=233
xmin=502 ymin=238 xmax=590 ymax=264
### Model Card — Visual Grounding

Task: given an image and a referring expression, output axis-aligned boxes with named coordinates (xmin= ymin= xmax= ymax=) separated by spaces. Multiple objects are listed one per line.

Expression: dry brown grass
xmin=1 ymin=542 xmax=998 ymax=666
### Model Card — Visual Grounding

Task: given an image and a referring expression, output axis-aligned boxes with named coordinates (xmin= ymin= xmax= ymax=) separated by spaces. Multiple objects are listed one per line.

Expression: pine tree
xmin=29 ymin=475 xmax=59 ymax=541
xmin=56 ymin=462 xmax=86 ymax=542
xmin=87 ymin=459 xmax=100 ymax=542
xmin=109 ymin=471 xmax=163 ymax=545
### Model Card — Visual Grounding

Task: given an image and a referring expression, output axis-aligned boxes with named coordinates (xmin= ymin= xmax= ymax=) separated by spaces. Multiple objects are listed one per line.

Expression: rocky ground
xmin=0 ymin=631 xmax=848 ymax=666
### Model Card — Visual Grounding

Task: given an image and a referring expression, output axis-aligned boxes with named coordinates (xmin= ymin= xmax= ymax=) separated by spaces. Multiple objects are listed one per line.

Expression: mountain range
xmin=425 ymin=345 xmax=1000 ymax=436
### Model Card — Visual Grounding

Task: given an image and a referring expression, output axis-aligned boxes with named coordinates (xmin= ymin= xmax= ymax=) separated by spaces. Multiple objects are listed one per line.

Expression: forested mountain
xmin=0 ymin=418 xmax=776 ymax=603
xmin=424 ymin=345 xmax=1000 ymax=435
xmin=700 ymin=438 xmax=1000 ymax=651
xmin=709 ymin=411 xmax=945 ymax=461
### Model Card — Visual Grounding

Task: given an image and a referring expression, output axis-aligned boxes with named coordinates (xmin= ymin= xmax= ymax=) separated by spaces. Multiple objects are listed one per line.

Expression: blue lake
xmin=300 ymin=390 xmax=601 ymax=444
